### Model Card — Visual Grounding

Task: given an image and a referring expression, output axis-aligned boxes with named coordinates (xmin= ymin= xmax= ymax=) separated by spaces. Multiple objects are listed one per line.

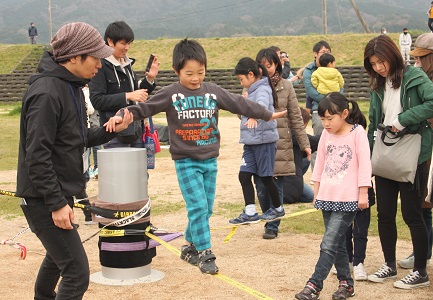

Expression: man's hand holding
xmin=104 ymin=108 xmax=133 ymax=133
xmin=52 ymin=204 xmax=74 ymax=230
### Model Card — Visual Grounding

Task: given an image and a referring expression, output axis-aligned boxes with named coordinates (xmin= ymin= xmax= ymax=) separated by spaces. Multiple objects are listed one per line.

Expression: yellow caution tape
xmin=0 ymin=189 xmax=17 ymax=197
xmin=214 ymin=274 xmax=274 ymax=300
xmin=212 ymin=208 xmax=318 ymax=243
xmin=223 ymin=226 xmax=238 ymax=243
xmin=144 ymin=230 xmax=274 ymax=300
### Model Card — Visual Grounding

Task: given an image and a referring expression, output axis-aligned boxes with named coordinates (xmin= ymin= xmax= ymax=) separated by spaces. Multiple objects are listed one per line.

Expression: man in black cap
xmin=16 ymin=22 xmax=133 ymax=299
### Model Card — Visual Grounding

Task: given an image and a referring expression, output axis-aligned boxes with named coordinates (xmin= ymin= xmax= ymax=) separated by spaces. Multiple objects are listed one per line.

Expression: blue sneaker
xmin=229 ymin=211 xmax=260 ymax=225
xmin=259 ymin=206 xmax=285 ymax=222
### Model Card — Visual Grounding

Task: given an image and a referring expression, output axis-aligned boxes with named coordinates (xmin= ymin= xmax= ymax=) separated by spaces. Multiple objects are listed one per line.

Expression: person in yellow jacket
xmin=311 ymin=53 xmax=344 ymax=95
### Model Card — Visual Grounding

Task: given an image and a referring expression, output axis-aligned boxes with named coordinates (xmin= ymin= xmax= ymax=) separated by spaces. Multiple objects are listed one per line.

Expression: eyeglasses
xmin=318 ymin=50 xmax=331 ymax=54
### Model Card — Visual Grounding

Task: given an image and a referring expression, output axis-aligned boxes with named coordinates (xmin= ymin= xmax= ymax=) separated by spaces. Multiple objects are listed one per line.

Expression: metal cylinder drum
xmin=97 ymin=148 xmax=155 ymax=280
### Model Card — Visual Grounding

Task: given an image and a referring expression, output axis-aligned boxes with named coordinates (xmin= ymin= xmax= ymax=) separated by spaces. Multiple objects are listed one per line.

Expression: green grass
xmin=0 ymin=104 xmax=20 ymax=170
xmin=1 ymin=33 xmax=401 ymax=73
xmin=0 ymin=44 xmax=37 ymax=73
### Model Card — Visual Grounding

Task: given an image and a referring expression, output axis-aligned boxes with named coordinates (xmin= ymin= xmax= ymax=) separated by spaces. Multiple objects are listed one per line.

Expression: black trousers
xmin=375 ymin=161 xmax=429 ymax=271
xmin=21 ymin=198 xmax=89 ymax=300
xmin=345 ymin=208 xmax=371 ymax=266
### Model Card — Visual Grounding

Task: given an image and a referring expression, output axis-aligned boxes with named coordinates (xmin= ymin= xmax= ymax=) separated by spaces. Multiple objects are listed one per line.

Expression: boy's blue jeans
xmin=308 ymin=210 xmax=356 ymax=290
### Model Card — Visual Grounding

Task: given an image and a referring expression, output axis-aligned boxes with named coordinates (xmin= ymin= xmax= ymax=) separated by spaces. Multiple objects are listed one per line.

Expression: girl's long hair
xmin=234 ymin=57 xmax=278 ymax=108
xmin=318 ymin=92 xmax=367 ymax=128
xmin=255 ymin=48 xmax=283 ymax=76
xmin=363 ymin=35 xmax=404 ymax=91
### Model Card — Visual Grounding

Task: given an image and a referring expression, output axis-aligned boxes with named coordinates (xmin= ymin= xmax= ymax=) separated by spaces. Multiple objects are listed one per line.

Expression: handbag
xmin=143 ymin=117 xmax=161 ymax=169
xmin=371 ymin=124 xmax=421 ymax=183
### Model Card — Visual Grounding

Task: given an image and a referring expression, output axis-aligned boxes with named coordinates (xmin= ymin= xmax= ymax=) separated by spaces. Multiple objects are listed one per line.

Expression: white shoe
xmin=398 ymin=254 xmax=431 ymax=269
xmin=332 ymin=263 xmax=353 ymax=275
xmin=398 ymin=254 xmax=414 ymax=269
xmin=353 ymin=263 xmax=368 ymax=281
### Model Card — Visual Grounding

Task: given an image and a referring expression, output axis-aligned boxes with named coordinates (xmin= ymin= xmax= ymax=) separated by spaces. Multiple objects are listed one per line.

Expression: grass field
xmin=1 ymin=32 xmax=404 ymax=73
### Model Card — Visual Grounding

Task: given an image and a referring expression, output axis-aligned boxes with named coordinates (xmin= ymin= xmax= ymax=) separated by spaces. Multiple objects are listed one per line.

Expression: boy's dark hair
xmin=104 ymin=21 xmax=134 ymax=45
xmin=300 ymin=107 xmax=311 ymax=124
xmin=172 ymin=38 xmax=207 ymax=72
xmin=319 ymin=53 xmax=335 ymax=67
xmin=255 ymin=47 xmax=283 ymax=75
xmin=313 ymin=40 xmax=331 ymax=53
xmin=318 ymin=92 xmax=366 ymax=127
xmin=234 ymin=57 xmax=278 ymax=109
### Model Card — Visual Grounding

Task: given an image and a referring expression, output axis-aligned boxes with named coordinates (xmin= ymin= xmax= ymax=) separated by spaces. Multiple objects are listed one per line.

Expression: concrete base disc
xmin=90 ymin=269 xmax=164 ymax=286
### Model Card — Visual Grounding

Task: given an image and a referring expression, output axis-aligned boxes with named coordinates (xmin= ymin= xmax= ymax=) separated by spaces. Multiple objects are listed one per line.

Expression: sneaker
xmin=393 ymin=270 xmax=430 ymax=289
xmin=93 ymin=167 xmax=98 ymax=179
xmin=398 ymin=254 xmax=414 ymax=269
xmin=262 ymin=228 xmax=278 ymax=239
xmin=332 ymin=263 xmax=353 ymax=275
xmin=229 ymin=211 xmax=260 ymax=225
xmin=84 ymin=220 xmax=97 ymax=225
xmin=332 ymin=280 xmax=355 ymax=300
xmin=368 ymin=264 xmax=397 ymax=283
xmin=180 ymin=244 xmax=199 ymax=266
xmin=197 ymin=249 xmax=219 ymax=274
xmin=353 ymin=263 xmax=367 ymax=281
xmin=259 ymin=206 xmax=285 ymax=222
xmin=398 ymin=254 xmax=431 ymax=269
xmin=295 ymin=282 xmax=320 ymax=300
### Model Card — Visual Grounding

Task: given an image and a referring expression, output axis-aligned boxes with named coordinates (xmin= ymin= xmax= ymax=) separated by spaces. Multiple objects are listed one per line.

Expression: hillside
xmin=0 ymin=0 xmax=427 ymax=44
xmin=0 ymin=32 xmax=402 ymax=73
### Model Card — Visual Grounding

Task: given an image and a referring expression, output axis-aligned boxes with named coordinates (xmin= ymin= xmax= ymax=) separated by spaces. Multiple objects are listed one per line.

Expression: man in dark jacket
xmin=16 ymin=22 xmax=132 ymax=300
xmin=28 ymin=22 xmax=38 ymax=44
xmin=90 ymin=21 xmax=159 ymax=148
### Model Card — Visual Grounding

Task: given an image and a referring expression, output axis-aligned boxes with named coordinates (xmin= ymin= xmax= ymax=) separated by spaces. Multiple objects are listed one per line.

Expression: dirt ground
xmin=0 ymin=116 xmax=432 ymax=300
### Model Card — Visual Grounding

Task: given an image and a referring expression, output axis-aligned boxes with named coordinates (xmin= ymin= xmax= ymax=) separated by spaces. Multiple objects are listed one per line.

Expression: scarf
xmin=270 ymin=71 xmax=282 ymax=87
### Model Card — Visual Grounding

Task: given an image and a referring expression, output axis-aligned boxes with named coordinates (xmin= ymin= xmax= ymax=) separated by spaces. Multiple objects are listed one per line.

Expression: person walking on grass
xmin=295 ymin=92 xmax=371 ymax=300
xmin=228 ymin=57 xmax=285 ymax=225
xmin=105 ymin=38 xmax=287 ymax=275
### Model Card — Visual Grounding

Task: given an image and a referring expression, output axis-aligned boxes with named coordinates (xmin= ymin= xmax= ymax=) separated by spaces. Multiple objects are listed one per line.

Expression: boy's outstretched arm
xmin=104 ymin=108 xmax=133 ymax=133
xmin=269 ymin=110 xmax=287 ymax=120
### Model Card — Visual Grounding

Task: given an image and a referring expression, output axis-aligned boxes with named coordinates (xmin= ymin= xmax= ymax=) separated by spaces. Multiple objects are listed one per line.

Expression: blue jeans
xmin=21 ymin=198 xmax=89 ymax=300
xmin=301 ymin=183 xmax=314 ymax=203
xmin=309 ymin=210 xmax=356 ymax=290
xmin=254 ymin=175 xmax=283 ymax=232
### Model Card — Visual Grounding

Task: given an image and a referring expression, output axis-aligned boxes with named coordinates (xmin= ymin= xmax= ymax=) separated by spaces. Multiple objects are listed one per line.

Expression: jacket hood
xmin=28 ymin=51 xmax=89 ymax=87
xmin=316 ymin=67 xmax=340 ymax=80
